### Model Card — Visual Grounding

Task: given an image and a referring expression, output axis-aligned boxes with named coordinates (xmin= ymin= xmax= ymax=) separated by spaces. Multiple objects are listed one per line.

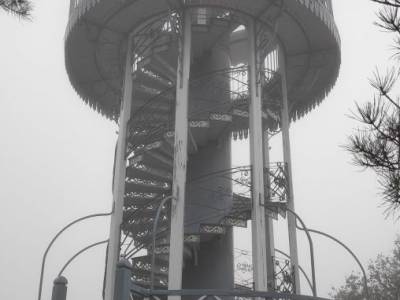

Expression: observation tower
xmin=64 ymin=0 xmax=340 ymax=299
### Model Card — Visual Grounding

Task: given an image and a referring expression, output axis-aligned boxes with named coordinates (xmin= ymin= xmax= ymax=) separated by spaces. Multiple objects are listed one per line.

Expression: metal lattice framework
xmin=274 ymin=256 xmax=296 ymax=294
xmin=61 ymin=0 xmax=342 ymax=299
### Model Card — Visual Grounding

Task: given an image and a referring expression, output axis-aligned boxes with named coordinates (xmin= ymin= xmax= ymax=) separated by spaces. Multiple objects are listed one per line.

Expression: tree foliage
xmin=346 ymin=1 xmax=400 ymax=216
xmin=331 ymin=237 xmax=400 ymax=300
xmin=371 ymin=0 xmax=400 ymax=7
xmin=0 ymin=0 xmax=32 ymax=19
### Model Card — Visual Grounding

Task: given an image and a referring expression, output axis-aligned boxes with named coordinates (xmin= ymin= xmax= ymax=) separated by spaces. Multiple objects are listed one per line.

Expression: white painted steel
xmin=263 ymin=130 xmax=276 ymax=291
xmin=168 ymin=9 xmax=192 ymax=300
xmin=248 ymin=18 xmax=268 ymax=292
xmin=104 ymin=39 xmax=134 ymax=300
xmin=278 ymin=46 xmax=301 ymax=294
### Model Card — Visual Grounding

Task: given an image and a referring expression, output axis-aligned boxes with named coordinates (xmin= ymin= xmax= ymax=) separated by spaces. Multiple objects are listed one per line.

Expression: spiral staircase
xmin=60 ymin=0 xmax=343 ymax=297
xmin=118 ymin=11 xmax=283 ymax=290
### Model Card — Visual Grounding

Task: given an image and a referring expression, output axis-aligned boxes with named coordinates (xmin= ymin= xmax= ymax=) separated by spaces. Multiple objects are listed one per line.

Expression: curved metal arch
xmin=58 ymin=240 xmax=109 ymax=277
xmin=274 ymin=248 xmax=314 ymax=294
xmin=37 ymin=211 xmax=112 ymax=300
xmin=285 ymin=207 xmax=317 ymax=297
xmin=296 ymin=226 xmax=370 ymax=299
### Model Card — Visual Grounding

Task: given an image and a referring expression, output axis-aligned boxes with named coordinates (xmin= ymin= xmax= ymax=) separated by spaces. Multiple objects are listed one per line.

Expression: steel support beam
xmin=248 ymin=18 xmax=269 ymax=292
xmin=278 ymin=46 xmax=301 ymax=294
xmin=263 ymin=131 xmax=276 ymax=291
xmin=326 ymin=0 xmax=333 ymax=13
xmin=104 ymin=38 xmax=134 ymax=300
xmin=168 ymin=8 xmax=192 ymax=300
xmin=51 ymin=277 xmax=68 ymax=300
xmin=115 ymin=259 xmax=133 ymax=300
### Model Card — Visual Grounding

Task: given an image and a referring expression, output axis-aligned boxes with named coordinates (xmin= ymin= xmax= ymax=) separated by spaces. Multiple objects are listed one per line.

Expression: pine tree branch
xmin=0 ymin=0 xmax=32 ymax=19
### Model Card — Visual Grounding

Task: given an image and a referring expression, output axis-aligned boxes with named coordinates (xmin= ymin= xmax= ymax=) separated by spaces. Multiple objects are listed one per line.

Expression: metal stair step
xmin=125 ymin=206 xmax=169 ymax=221
xmin=125 ymin=199 xmax=167 ymax=212
xmin=145 ymin=151 xmax=173 ymax=169
xmin=146 ymin=62 xmax=176 ymax=85
xmin=220 ymin=216 xmax=247 ymax=228
xmin=123 ymin=209 xmax=168 ymax=224
xmin=149 ymin=244 xmax=171 ymax=255
xmin=126 ymin=213 xmax=168 ymax=226
xmin=131 ymin=258 xmax=169 ymax=276
xmin=188 ymin=120 xmax=211 ymax=146
xmin=124 ymin=194 xmax=161 ymax=208
xmin=231 ymin=109 xmax=249 ymax=119
xmin=129 ymin=152 xmax=173 ymax=170
xmin=132 ymin=277 xmax=168 ymax=288
xmin=134 ymin=85 xmax=174 ymax=102
xmin=143 ymin=234 xmax=200 ymax=247
xmin=129 ymin=130 xmax=174 ymax=150
xmin=135 ymin=32 xmax=173 ymax=59
xmin=232 ymin=193 xmax=251 ymax=210
xmin=129 ymin=119 xmax=215 ymax=152
xmin=133 ymin=69 xmax=173 ymax=90
xmin=128 ymin=128 xmax=172 ymax=148
xmin=126 ymin=164 xmax=173 ymax=182
xmin=136 ymin=56 xmax=152 ymax=71
xmin=148 ymin=243 xmax=193 ymax=258
xmin=145 ymin=57 xmax=176 ymax=84
xmin=131 ymin=98 xmax=172 ymax=114
xmin=125 ymin=180 xmax=171 ymax=194
xmin=129 ymin=111 xmax=171 ymax=125
xmin=184 ymin=234 xmax=201 ymax=244
xmin=133 ymin=140 xmax=173 ymax=159
xmin=132 ymin=274 xmax=168 ymax=288
xmin=132 ymin=255 xmax=169 ymax=268
xmin=132 ymin=231 xmax=169 ymax=246
xmin=199 ymin=224 xmax=226 ymax=235
xmin=209 ymin=113 xmax=233 ymax=123
xmin=208 ymin=112 xmax=233 ymax=138
xmin=153 ymin=54 xmax=177 ymax=80
xmin=126 ymin=221 xmax=169 ymax=238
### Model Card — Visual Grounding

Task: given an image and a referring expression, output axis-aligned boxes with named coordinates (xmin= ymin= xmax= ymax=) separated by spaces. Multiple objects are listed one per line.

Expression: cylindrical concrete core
xmin=183 ymin=30 xmax=234 ymax=291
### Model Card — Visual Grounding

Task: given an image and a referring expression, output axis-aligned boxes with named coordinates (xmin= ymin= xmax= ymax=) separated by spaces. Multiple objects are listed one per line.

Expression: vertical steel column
xmin=114 ymin=259 xmax=133 ymax=300
xmin=168 ymin=8 xmax=192 ymax=300
xmin=263 ymin=131 xmax=276 ymax=291
xmin=326 ymin=0 xmax=333 ymax=13
xmin=51 ymin=277 xmax=68 ymax=300
xmin=248 ymin=18 xmax=269 ymax=292
xmin=104 ymin=38 xmax=134 ymax=300
xmin=278 ymin=46 xmax=301 ymax=293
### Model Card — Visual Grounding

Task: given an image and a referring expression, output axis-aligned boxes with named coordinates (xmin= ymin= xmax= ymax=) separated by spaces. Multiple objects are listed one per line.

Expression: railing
xmin=129 ymin=283 xmax=331 ymax=300
xmin=66 ymin=0 xmax=335 ymax=35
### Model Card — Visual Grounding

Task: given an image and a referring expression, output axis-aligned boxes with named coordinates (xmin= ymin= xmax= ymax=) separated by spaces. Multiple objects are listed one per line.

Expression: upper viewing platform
xmin=65 ymin=0 xmax=340 ymax=122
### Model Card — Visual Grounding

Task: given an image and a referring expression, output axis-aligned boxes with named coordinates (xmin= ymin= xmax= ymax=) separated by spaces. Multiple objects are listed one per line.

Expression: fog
xmin=0 ymin=1 xmax=398 ymax=299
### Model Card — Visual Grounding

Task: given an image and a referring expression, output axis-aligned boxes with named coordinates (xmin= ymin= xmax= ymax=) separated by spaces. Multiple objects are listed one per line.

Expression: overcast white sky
xmin=0 ymin=1 xmax=399 ymax=299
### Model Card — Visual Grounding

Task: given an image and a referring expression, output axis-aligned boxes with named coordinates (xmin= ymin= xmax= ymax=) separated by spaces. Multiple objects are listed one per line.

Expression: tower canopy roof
xmin=65 ymin=0 xmax=340 ymax=121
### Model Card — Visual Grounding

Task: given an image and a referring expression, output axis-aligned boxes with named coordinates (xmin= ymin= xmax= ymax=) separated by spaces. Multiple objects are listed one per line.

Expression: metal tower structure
xmin=64 ymin=0 xmax=340 ymax=299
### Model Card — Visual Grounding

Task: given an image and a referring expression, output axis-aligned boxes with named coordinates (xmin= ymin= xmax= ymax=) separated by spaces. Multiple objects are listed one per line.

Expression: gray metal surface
xmin=51 ymin=277 xmax=67 ymax=300
xmin=65 ymin=0 xmax=340 ymax=122
xmin=130 ymin=283 xmax=332 ymax=300
xmin=61 ymin=1 xmax=342 ymax=299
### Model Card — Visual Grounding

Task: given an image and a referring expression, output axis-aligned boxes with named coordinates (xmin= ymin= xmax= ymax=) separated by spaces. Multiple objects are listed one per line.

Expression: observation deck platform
xmin=65 ymin=0 xmax=340 ymax=123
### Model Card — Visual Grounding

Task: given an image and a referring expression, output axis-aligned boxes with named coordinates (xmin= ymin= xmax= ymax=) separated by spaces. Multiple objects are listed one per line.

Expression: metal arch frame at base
xmin=37 ymin=211 xmax=112 ymax=300
xmin=130 ymin=284 xmax=332 ymax=300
